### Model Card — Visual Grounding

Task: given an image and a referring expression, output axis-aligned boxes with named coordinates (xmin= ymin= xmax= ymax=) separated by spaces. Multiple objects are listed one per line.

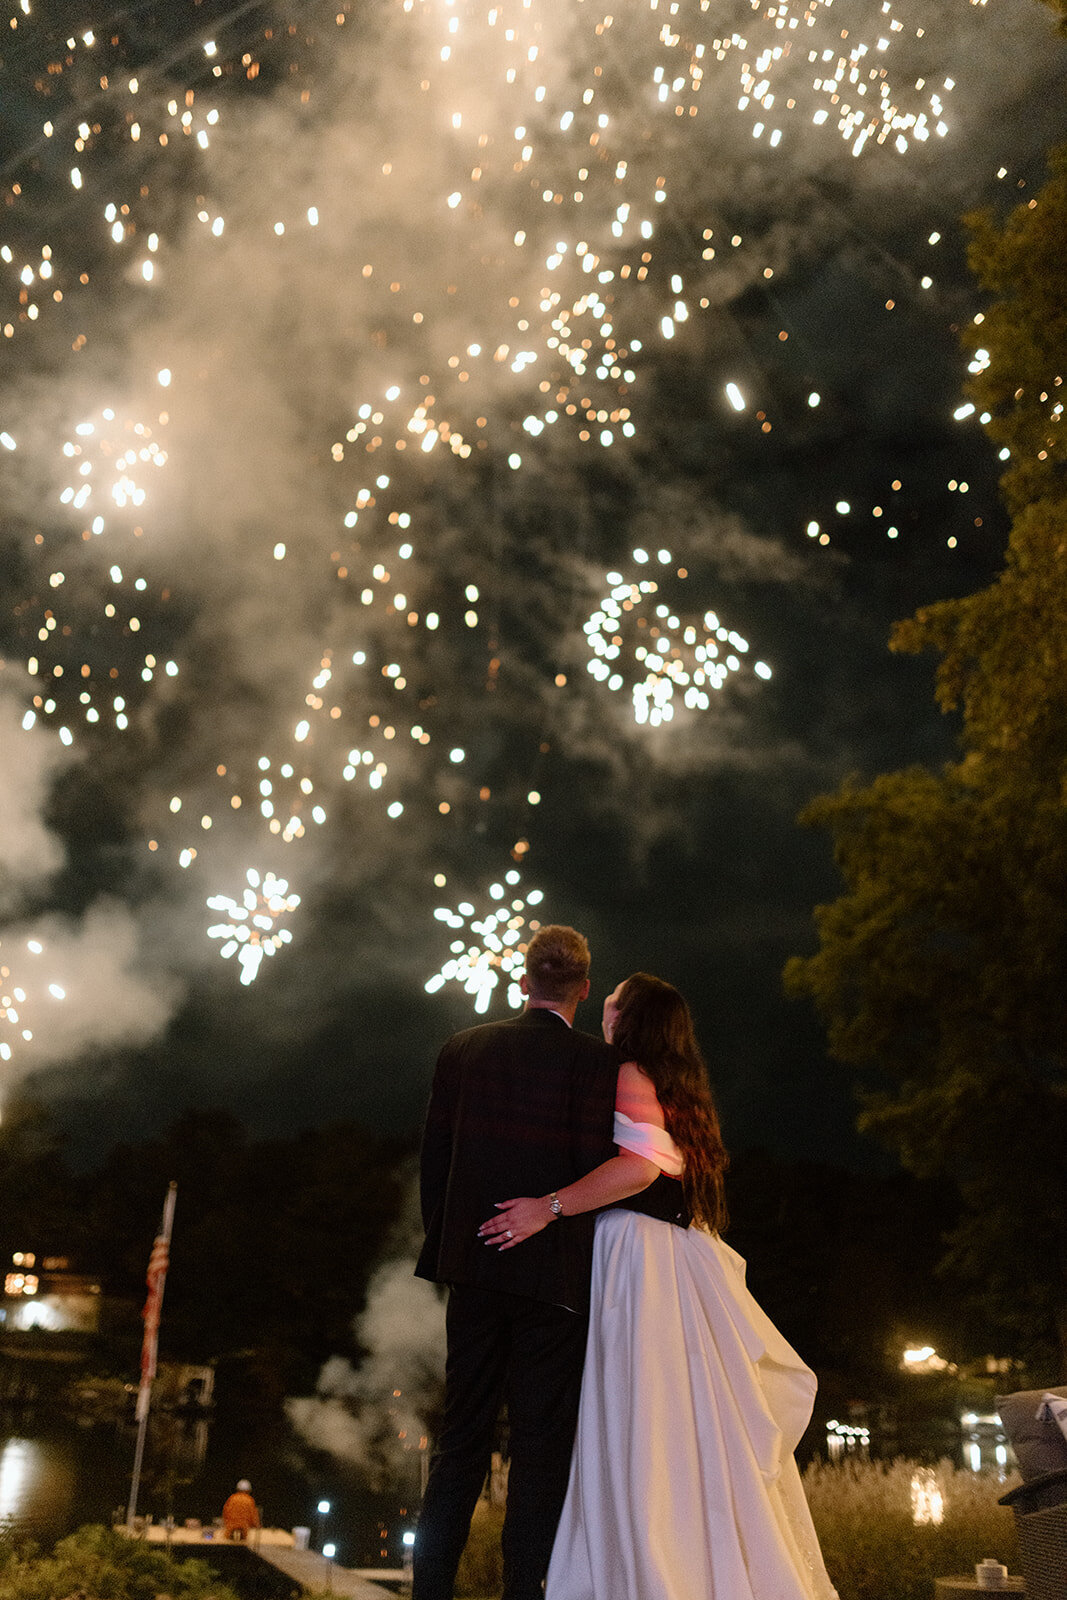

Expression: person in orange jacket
xmin=222 ymin=1479 xmax=260 ymax=1541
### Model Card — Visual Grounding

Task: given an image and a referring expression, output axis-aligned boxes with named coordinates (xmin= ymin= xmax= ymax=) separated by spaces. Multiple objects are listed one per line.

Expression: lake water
xmin=0 ymin=1401 xmax=419 ymax=1570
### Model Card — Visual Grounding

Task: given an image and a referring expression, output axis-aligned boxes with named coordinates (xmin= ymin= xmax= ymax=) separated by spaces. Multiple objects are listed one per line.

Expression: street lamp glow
xmin=317 ymin=1499 xmax=331 ymax=1514
xmin=323 ymin=1542 xmax=336 ymax=1559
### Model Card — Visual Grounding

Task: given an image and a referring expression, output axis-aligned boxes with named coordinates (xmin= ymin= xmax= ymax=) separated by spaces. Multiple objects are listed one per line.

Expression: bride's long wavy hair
xmin=611 ymin=972 xmax=728 ymax=1234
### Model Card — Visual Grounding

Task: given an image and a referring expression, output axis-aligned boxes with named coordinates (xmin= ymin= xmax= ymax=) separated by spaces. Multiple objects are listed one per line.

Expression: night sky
xmin=2 ymin=0 xmax=1065 ymax=1172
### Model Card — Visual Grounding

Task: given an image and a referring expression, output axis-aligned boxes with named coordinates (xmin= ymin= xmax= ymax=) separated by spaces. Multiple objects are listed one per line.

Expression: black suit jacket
xmin=415 ymin=1008 xmax=618 ymax=1313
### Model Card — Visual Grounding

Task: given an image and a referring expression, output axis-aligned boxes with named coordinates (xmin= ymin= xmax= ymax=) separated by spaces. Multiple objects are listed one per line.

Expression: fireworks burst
xmin=584 ymin=549 xmax=772 ymax=728
xmin=13 ymin=403 xmax=178 ymax=742
xmin=425 ymin=868 xmax=545 ymax=1014
xmin=0 ymin=937 xmax=65 ymax=1066
xmin=0 ymin=0 xmax=1011 ymax=1019
xmin=206 ymin=869 xmax=301 ymax=986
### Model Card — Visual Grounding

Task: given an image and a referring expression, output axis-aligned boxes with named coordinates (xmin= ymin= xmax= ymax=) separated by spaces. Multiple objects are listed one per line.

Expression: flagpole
xmin=126 ymin=1181 xmax=177 ymax=1532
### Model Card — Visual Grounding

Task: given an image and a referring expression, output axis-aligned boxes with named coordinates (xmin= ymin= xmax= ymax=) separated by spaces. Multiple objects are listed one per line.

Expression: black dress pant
xmin=412 ymin=1282 xmax=588 ymax=1600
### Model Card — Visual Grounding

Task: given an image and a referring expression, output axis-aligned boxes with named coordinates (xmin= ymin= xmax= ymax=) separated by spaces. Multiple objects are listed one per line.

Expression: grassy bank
xmin=0 ymin=1524 xmax=241 ymax=1600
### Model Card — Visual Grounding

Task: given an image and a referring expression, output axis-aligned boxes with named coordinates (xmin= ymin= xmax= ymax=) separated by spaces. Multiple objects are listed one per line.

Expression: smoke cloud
xmin=287 ymin=1185 xmax=446 ymax=1489
xmin=0 ymin=686 xmax=68 ymax=900
xmin=0 ymin=0 xmax=1063 ymax=1155
xmin=3 ymin=900 xmax=180 ymax=1070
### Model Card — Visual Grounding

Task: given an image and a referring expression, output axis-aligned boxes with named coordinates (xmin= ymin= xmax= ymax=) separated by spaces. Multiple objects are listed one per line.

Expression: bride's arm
xmin=478 ymin=1150 xmax=657 ymax=1250
xmin=478 ymin=1061 xmax=661 ymax=1250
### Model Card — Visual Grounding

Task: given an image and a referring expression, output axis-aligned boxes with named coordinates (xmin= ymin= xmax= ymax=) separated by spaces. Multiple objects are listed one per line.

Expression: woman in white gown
xmin=478 ymin=973 xmax=838 ymax=1600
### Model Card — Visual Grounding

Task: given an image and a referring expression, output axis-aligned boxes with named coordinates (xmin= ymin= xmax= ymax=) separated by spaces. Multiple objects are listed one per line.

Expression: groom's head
xmin=522 ymin=924 xmax=591 ymax=1008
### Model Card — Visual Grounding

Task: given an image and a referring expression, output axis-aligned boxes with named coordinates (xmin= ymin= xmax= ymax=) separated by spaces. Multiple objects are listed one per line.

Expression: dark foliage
xmin=0 ymin=1099 xmax=412 ymax=1393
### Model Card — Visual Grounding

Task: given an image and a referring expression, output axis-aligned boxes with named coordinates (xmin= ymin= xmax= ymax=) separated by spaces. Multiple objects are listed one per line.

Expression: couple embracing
xmin=413 ymin=924 xmax=837 ymax=1600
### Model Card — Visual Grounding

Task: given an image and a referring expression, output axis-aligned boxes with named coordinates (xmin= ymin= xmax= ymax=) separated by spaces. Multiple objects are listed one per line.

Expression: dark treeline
xmin=0 ymin=1098 xmax=411 ymax=1398
xmin=0 ymin=1097 xmax=979 ymax=1412
xmin=727 ymin=1149 xmax=962 ymax=1382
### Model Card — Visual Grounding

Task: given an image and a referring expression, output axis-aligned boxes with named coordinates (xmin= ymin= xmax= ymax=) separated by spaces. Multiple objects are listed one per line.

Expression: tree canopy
xmin=786 ymin=146 xmax=1067 ymax=1374
xmin=0 ymin=1099 xmax=410 ymax=1392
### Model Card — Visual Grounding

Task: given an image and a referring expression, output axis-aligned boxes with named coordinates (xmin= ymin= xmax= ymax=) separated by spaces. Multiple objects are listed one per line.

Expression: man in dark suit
xmin=413 ymin=925 xmax=618 ymax=1600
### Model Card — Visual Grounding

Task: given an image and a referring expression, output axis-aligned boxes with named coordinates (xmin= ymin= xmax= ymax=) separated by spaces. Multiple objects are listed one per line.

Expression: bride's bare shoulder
xmin=614 ymin=1059 xmax=665 ymax=1127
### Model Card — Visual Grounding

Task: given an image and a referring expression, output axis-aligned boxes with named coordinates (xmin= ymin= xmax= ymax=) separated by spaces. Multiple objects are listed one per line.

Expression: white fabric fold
xmin=546 ymin=1211 xmax=838 ymax=1600
xmin=612 ymin=1111 xmax=684 ymax=1176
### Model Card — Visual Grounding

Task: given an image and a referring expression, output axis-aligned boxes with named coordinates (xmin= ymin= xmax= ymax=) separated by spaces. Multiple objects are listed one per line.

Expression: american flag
xmin=140 ymin=1233 xmax=169 ymax=1388
xmin=134 ymin=1187 xmax=176 ymax=1423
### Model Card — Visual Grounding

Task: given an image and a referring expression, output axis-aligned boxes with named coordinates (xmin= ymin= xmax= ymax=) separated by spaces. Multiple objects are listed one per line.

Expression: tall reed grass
xmin=806 ymin=1457 xmax=1019 ymax=1600
xmin=452 ymin=1457 xmax=1020 ymax=1600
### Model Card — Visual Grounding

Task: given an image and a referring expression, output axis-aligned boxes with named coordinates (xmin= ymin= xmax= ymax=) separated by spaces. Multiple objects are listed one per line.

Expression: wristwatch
xmin=548 ymin=1192 xmax=564 ymax=1218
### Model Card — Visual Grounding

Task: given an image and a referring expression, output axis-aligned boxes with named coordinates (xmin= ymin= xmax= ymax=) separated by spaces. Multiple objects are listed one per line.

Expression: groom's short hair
xmin=524 ymin=925 xmax=591 ymax=1002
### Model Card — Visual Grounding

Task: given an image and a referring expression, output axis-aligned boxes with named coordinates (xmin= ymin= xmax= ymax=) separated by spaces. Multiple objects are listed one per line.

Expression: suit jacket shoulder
xmin=416 ymin=1009 xmax=617 ymax=1311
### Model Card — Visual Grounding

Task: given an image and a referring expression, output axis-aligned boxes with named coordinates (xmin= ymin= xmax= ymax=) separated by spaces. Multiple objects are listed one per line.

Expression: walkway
xmin=254 ymin=1543 xmax=401 ymax=1597
xmin=129 ymin=1526 xmax=401 ymax=1596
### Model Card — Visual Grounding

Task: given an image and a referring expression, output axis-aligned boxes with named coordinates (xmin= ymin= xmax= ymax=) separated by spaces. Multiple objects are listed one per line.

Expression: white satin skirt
xmin=546 ymin=1210 xmax=838 ymax=1600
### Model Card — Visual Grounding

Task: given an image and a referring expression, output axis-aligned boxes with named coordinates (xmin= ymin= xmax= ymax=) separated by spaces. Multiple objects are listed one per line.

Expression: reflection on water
xmin=825 ymin=1420 xmax=870 ymax=1461
xmin=0 ymin=1404 xmax=415 ymax=1569
xmin=823 ymin=1409 xmax=1014 ymax=1479
xmin=0 ymin=1417 xmax=116 ymax=1543
xmin=0 ymin=1432 xmax=81 ymax=1534
xmin=0 ymin=1437 xmax=49 ymax=1524
xmin=960 ymin=1411 xmax=1010 ymax=1475
xmin=0 ymin=1410 xmax=216 ymax=1543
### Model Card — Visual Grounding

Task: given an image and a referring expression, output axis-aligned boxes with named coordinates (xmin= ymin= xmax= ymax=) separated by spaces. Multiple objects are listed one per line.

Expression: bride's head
xmin=609 ymin=971 xmax=729 ymax=1234
xmin=607 ymin=971 xmax=699 ymax=1062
